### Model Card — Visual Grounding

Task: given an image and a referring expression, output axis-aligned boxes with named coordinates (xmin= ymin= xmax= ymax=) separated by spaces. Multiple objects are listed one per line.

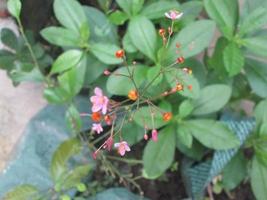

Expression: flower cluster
xmin=82 ymin=10 xmax=194 ymax=159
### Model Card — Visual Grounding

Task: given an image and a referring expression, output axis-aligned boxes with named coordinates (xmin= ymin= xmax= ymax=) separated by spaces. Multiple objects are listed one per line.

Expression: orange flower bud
xmin=115 ymin=49 xmax=125 ymax=58
xmin=176 ymin=83 xmax=184 ymax=91
xmin=104 ymin=115 xmax=112 ymax=125
xmin=159 ymin=28 xmax=166 ymax=36
xmin=128 ymin=90 xmax=138 ymax=101
xmin=91 ymin=112 xmax=102 ymax=122
xmin=176 ymin=56 xmax=185 ymax=64
xmin=163 ymin=112 xmax=173 ymax=122
xmin=188 ymin=85 xmax=193 ymax=91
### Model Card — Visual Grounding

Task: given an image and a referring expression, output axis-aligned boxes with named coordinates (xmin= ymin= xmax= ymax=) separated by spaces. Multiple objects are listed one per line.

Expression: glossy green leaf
xmin=129 ymin=16 xmax=157 ymax=61
xmin=254 ymin=99 xmax=267 ymax=125
xmin=116 ymin=0 xmax=144 ymax=16
xmin=245 ymin=59 xmax=267 ymax=98
xmin=251 ymin=157 xmax=267 ymax=200
xmin=109 ymin=10 xmax=128 ymax=25
xmin=119 ymin=122 xmax=144 ymax=146
xmin=84 ymin=6 xmax=118 ymax=44
xmin=146 ymin=65 xmax=163 ymax=86
xmin=54 ymin=0 xmax=87 ymax=33
xmin=41 ymin=27 xmax=80 ymax=47
xmin=176 ymin=124 xmax=193 ymax=148
xmin=223 ymin=42 xmax=245 ymax=76
xmin=83 ymin=55 xmax=106 ymax=86
xmin=179 ymin=100 xmax=194 ymax=118
xmin=51 ymin=138 xmax=82 ymax=183
xmin=143 ymin=126 xmax=176 ymax=179
xmin=3 ymin=185 xmax=39 ymax=200
xmin=183 ymin=119 xmax=240 ymax=149
xmin=204 ymin=0 xmax=238 ymax=38
xmin=107 ymin=65 xmax=147 ymax=95
xmin=90 ymin=43 xmax=123 ymax=65
xmin=122 ymin=31 xmax=137 ymax=53
xmin=176 ymin=139 xmax=205 ymax=161
xmin=239 ymin=7 xmax=267 ymax=36
xmin=7 ymin=0 xmax=21 ymax=19
xmin=50 ymin=50 xmax=83 ymax=74
xmin=243 ymin=36 xmax=267 ymax=58
xmin=180 ymin=1 xmax=203 ymax=23
xmin=222 ymin=152 xmax=247 ymax=190
xmin=192 ymin=84 xmax=232 ymax=116
xmin=165 ymin=20 xmax=215 ymax=63
xmin=57 ymin=56 xmax=86 ymax=97
xmin=141 ymin=1 xmax=180 ymax=20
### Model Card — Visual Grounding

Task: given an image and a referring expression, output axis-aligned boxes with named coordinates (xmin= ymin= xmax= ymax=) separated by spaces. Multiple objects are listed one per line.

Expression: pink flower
xmin=114 ymin=141 xmax=131 ymax=156
xmin=92 ymin=123 xmax=103 ymax=134
xmin=90 ymin=87 xmax=109 ymax=114
xmin=152 ymin=129 xmax=158 ymax=142
xmin=165 ymin=10 xmax=183 ymax=20
xmin=104 ymin=137 xmax=114 ymax=151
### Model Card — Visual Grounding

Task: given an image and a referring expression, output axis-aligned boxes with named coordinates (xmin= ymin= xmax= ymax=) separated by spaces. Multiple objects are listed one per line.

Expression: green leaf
xmin=176 ymin=139 xmax=205 ymax=161
xmin=54 ymin=0 xmax=87 ymax=33
xmin=9 ymin=67 xmax=45 ymax=83
xmin=179 ymin=100 xmax=194 ymax=118
xmin=3 ymin=184 xmax=39 ymax=200
xmin=88 ymin=188 xmax=145 ymax=200
xmin=133 ymin=102 xmax=171 ymax=129
xmin=50 ymin=50 xmax=83 ymax=74
xmin=61 ymin=165 xmax=91 ymax=190
xmin=57 ymin=56 xmax=86 ymax=97
xmin=106 ymin=65 xmax=147 ymax=95
xmin=180 ymin=1 xmax=203 ymax=23
xmin=128 ymin=16 xmax=157 ymax=61
xmin=239 ymin=7 xmax=267 ymax=36
xmin=44 ymin=87 xmax=71 ymax=104
xmin=204 ymin=0 xmax=238 ymax=38
xmin=0 ymin=50 xmax=15 ymax=70
xmin=223 ymin=42 xmax=245 ymax=76
xmin=165 ymin=20 xmax=215 ymax=63
xmin=143 ymin=126 xmax=176 ymax=179
xmin=183 ymin=119 xmax=240 ymax=150
xmin=141 ymin=1 xmax=180 ymax=20
xmin=192 ymin=84 xmax=232 ymax=116
xmin=207 ymin=37 xmax=228 ymax=77
xmin=66 ymin=104 xmax=82 ymax=133
xmin=254 ymin=99 xmax=267 ymax=125
xmin=165 ymin=69 xmax=200 ymax=99
xmin=146 ymin=65 xmax=163 ymax=86
xmin=122 ymin=31 xmax=137 ymax=53
xmin=222 ymin=152 xmax=247 ymax=190
xmin=90 ymin=43 xmax=123 ymax=65
xmin=119 ymin=122 xmax=144 ymax=146
xmin=84 ymin=6 xmax=118 ymax=44
xmin=1 ymin=28 xmax=18 ymax=50
xmin=251 ymin=156 xmax=267 ymax=200
xmin=83 ymin=55 xmax=106 ymax=86
xmin=41 ymin=27 xmax=80 ymax=47
xmin=176 ymin=124 xmax=193 ymax=148
xmin=245 ymin=59 xmax=267 ymax=98
xmin=109 ymin=10 xmax=128 ymax=25
xmin=7 ymin=0 xmax=21 ymax=19
xmin=51 ymin=138 xmax=82 ymax=183
xmin=243 ymin=36 xmax=267 ymax=58
xmin=116 ymin=0 xmax=144 ymax=16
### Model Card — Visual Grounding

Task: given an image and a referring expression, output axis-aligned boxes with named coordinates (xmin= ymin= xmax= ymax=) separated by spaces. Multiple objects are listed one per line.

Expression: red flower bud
xmin=115 ymin=49 xmax=125 ymax=58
